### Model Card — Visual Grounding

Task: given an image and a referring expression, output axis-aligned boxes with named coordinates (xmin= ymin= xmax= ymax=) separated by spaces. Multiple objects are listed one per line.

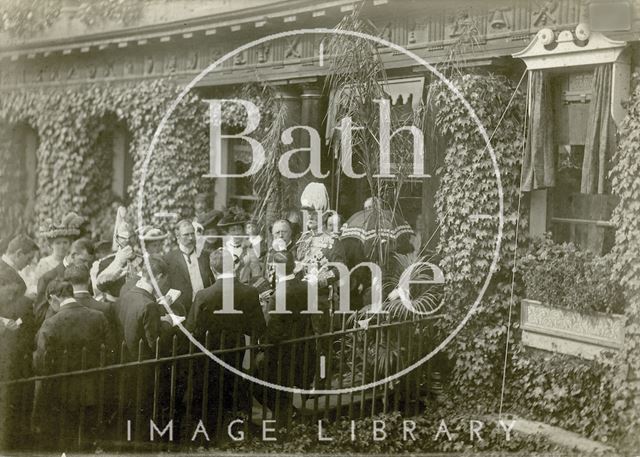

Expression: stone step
xmin=506 ymin=415 xmax=618 ymax=455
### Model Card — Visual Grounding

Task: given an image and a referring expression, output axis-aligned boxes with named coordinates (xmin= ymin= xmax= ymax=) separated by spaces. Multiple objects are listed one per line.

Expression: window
xmin=515 ymin=30 xmax=628 ymax=255
xmin=547 ymin=70 xmax=617 ymax=254
xmin=228 ymin=141 xmax=258 ymax=212
xmin=13 ymin=124 xmax=38 ymax=216
xmin=214 ymin=138 xmax=258 ymax=213
xmin=110 ymin=123 xmax=133 ymax=203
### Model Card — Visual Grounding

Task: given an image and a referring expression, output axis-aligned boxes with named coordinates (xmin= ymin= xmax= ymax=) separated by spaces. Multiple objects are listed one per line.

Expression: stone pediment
xmin=512 ymin=25 xmax=627 ymax=70
xmin=513 ymin=24 xmax=630 ymax=125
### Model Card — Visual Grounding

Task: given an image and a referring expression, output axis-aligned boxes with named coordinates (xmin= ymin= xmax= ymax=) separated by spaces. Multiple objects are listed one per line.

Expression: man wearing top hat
xmin=218 ymin=210 xmax=263 ymax=287
xmin=295 ymin=182 xmax=346 ymax=335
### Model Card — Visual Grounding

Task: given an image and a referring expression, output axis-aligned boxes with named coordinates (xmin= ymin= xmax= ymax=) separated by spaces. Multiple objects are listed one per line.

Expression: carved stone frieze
xmin=209 ymin=47 xmax=222 ymax=65
xmin=408 ymin=21 xmax=417 ymax=44
xmin=102 ymin=61 xmax=114 ymax=77
xmin=164 ymin=54 xmax=177 ymax=73
xmin=48 ymin=65 xmax=59 ymax=81
xmin=0 ymin=0 xmax=632 ymax=89
xmin=145 ymin=56 xmax=154 ymax=74
xmin=233 ymin=50 xmax=247 ymax=66
xmin=532 ymin=0 xmax=559 ymax=27
xmin=257 ymin=44 xmax=270 ymax=63
xmin=87 ymin=63 xmax=97 ymax=79
xmin=489 ymin=7 xmax=511 ymax=32
xmin=186 ymin=51 xmax=198 ymax=70
xmin=284 ymin=37 xmax=301 ymax=59
xmin=379 ymin=22 xmax=392 ymax=43
xmin=124 ymin=59 xmax=135 ymax=76
xmin=446 ymin=8 xmax=485 ymax=43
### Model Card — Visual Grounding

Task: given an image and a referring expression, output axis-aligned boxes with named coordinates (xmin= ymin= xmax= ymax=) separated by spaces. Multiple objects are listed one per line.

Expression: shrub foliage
xmin=521 ymin=235 xmax=625 ymax=314
xmin=429 ymin=72 xmax=638 ymax=450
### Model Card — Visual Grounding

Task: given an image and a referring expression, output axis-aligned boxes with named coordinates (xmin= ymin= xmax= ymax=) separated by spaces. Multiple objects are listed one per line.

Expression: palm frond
xmin=250 ymin=85 xmax=290 ymax=229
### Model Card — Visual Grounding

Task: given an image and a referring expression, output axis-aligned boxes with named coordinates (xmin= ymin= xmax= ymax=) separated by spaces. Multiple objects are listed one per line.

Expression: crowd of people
xmin=0 ymin=182 xmax=417 ymax=448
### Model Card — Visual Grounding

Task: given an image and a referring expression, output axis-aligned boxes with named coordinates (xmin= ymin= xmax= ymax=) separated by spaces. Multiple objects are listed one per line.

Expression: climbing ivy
xmin=0 ymin=79 xmax=212 ymax=242
xmin=606 ymin=72 xmax=640 ymax=450
xmin=429 ymin=72 xmax=638 ymax=451
xmin=0 ymin=0 xmax=144 ymax=37
xmin=429 ymin=73 xmax=526 ymax=401
xmin=0 ymin=0 xmax=60 ymax=37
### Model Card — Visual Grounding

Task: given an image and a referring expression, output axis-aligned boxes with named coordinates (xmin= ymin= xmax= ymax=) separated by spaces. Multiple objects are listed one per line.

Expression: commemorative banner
xmin=0 ymin=1 xmax=638 ymax=456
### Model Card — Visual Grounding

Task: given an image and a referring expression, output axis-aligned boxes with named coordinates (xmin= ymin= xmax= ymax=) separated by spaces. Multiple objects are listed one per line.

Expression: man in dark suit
xmin=0 ymin=274 xmax=35 ymax=449
xmin=164 ymin=219 xmax=214 ymax=318
xmin=186 ymin=248 xmax=266 ymax=421
xmin=0 ymin=235 xmax=39 ymax=308
xmin=112 ymin=255 xmax=177 ymax=428
xmin=259 ymin=250 xmax=315 ymax=425
xmin=0 ymin=268 xmax=36 ymax=380
xmin=64 ymin=264 xmax=111 ymax=317
xmin=0 ymin=235 xmax=38 ymax=449
xmin=188 ymin=248 xmax=266 ymax=343
xmin=113 ymin=255 xmax=172 ymax=361
xmin=32 ymin=280 xmax=110 ymax=445
xmin=34 ymin=238 xmax=95 ymax=326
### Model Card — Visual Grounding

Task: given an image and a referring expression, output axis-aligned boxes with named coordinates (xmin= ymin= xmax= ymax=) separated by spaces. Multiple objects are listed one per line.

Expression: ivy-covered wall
xmin=430 ymin=73 xmax=527 ymax=402
xmin=607 ymin=71 xmax=640 ymax=449
xmin=0 ymin=79 xmax=212 ymax=241
xmin=430 ymin=72 xmax=639 ymax=451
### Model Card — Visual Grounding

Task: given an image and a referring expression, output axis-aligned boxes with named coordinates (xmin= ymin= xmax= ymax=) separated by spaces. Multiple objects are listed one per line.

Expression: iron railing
xmin=0 ymin=314 xmax=439 ymax=452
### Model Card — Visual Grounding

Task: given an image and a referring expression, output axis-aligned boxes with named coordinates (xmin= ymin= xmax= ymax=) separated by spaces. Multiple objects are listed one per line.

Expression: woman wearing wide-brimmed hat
xmin=23 ymin=212 xmax=84 ymax=299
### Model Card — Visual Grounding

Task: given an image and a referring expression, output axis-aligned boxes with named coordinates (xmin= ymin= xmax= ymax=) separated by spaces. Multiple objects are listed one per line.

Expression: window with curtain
xmin=228 ymin=139 xmax=258 ymax=213
xmin=546 ymin=65 xmax=618 ymax=254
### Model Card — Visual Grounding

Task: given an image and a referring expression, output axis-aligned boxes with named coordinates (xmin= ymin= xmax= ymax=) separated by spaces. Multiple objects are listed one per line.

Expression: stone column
xmin=272 ymin=86 xmax=302 ymax=220
xmin=299 ymin=84 xmax=325 ymax=204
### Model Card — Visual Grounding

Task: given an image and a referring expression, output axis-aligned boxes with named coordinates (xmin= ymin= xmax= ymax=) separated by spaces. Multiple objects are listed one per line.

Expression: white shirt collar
xmin=135 ymin=278 xmax=154 ymax=295
xmin=1 ymin=254 xmax=18 ymax=272
xmin=59 ymin=297 xmax=76 ymax=309
xmin=63 ymin=256 xmax=71 ymax=268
